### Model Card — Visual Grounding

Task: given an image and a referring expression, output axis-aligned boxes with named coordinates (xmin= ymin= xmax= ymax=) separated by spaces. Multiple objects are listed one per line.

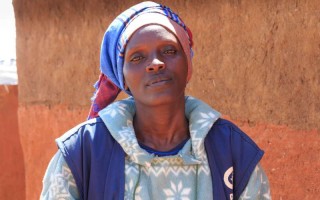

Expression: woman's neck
xmin=133 ymin=100 xmax=189 ymax=151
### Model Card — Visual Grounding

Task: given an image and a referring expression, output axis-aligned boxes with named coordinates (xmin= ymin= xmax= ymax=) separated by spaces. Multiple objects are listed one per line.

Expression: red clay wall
xmin=12 ymin=0 xmax=320 ymax=199
xmin=0 ymin=85 xmax=25 ymax=200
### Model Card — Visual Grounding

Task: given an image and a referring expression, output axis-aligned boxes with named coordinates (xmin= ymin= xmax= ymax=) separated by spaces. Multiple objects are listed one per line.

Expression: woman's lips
xmin=146 ymin=76 xmax=172 ymax=86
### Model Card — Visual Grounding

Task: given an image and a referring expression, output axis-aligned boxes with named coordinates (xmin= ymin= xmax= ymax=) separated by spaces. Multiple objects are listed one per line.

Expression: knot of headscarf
xmin=88 ymin=1 xmax=194 ymax=119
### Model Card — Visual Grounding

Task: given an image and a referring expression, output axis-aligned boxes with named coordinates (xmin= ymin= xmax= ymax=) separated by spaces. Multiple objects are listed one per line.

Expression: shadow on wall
xmin=0 ymin=85 xmax=25 ymax=199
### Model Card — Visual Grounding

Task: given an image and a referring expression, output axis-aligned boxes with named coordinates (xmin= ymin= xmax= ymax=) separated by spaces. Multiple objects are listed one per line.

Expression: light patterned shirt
xmin=41 ymin=97 xmax=271 ymax=200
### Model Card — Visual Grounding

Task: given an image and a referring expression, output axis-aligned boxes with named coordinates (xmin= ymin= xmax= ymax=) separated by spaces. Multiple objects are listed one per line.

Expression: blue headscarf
xmin=88 ymin=1 xmax=193 ymax=119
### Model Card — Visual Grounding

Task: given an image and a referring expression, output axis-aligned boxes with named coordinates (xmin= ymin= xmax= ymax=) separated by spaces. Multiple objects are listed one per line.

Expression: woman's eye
xmin=164 ymin=49 xmax=177 ymax=55
xmin=130 ymin=56 xmax=144 ymax=62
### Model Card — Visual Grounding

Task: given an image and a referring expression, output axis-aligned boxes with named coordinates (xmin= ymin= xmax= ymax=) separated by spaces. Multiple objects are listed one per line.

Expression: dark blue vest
xmin=56 ymin=118 xmax=263 ymax=200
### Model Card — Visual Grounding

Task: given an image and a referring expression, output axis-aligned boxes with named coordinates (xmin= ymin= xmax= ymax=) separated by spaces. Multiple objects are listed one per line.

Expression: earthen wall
xmin=8 ymin=0 xmax=320 ymax=199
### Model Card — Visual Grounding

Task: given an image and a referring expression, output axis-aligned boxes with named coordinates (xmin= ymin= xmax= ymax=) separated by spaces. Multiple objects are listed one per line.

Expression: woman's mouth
xmin=146 ymin=76 xmax=172 ymax=87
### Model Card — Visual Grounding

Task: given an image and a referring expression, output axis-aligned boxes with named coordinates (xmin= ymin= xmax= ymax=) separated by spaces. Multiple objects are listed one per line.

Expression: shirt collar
xmin=99 ymin=96 xmax=221 ymax=166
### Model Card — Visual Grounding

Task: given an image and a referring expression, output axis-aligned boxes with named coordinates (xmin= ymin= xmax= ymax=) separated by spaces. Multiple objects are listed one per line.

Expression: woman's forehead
xmin=127 ymin=25 xmax=179 ymax=47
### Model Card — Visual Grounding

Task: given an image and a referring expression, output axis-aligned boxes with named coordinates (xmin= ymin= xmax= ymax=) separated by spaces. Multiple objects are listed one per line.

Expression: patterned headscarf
xmin=88 ymin=1 xmax=193 ymax=119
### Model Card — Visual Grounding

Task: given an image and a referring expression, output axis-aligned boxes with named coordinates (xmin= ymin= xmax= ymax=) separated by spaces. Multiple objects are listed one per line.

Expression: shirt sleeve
xmin=239 ymin=163 xmax=271 ymax=200
xmin=40 ymin=151 xmax=80 ymax=200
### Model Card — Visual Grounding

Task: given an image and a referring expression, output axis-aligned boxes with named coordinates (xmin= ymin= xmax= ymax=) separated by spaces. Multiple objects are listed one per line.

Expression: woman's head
xmin=88 ymin=1 xmax=193 ymax=118
xmin=123 ymin=24 xmax=188 ymax=106
xmin=100 ymin=1 xmax=193 ymax=93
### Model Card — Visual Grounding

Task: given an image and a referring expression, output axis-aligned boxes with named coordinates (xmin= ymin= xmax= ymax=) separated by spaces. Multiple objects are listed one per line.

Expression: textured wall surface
xmin=12 ymin=0 xmax=320 ymax=199
xmin=18 ymin=105 xmax=88 ymax=199
xmin=14 ymin=0 xmax=320 ymax=130
xmin=0 ymin=86 xmax=25 ymax=200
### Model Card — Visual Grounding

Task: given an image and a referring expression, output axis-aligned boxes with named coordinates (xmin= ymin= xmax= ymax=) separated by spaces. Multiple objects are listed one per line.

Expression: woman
xmin=41 ymin=1 xmax=270 ymax=200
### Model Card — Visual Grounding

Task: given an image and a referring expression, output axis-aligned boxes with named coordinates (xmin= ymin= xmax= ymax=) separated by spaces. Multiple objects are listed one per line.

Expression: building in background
xmin=0 ymin=0 xmax=17 ymax=85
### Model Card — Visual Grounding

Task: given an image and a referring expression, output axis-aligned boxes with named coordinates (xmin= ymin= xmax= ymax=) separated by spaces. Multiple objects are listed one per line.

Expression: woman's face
xmin=123 ymin=25 xmax=188 ymax=106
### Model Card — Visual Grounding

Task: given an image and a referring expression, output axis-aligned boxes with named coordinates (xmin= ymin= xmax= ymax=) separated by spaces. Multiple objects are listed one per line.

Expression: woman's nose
xmin=146 ymin=58 xmax=165 ymax=72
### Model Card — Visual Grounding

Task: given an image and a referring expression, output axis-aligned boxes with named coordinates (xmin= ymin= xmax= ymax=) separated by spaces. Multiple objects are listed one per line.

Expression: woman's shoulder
xmin=211 ymin=118 xmax=240 ymax=128
xmin=208 ymin=118 xmax=259 ymax=145
xmin=56 ymin=117 xmax=113 ymax=153
xmin=206 ymin=117 xmax=264 ymax=164
xmin=57 ymin=117 xmax=107 ymax=139
xmin=205 ymin=118 xmax=264 ymax=199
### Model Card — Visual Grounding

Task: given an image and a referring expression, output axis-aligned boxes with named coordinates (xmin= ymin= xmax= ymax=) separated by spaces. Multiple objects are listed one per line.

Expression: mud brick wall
xmin=0 ymin=85 xmax=24 ymax=200
xmin=11 ymin=0 xmax=320 ymax=199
